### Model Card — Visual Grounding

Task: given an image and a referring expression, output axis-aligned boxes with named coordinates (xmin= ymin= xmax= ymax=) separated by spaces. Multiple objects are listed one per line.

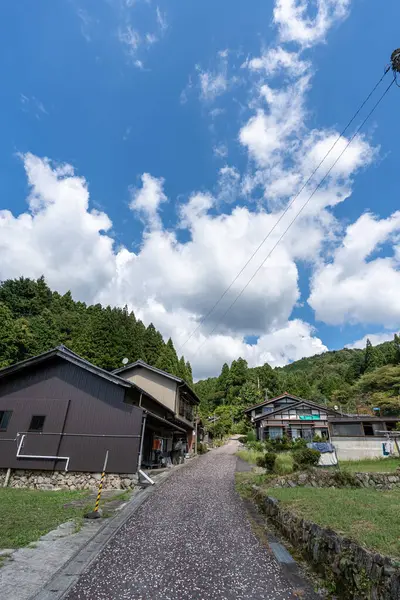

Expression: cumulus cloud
xmin=0 ymin=154 xmax=329 ymax=378
xmin=309 ymin=212 xmax=400 ymax=327
xmin=0 ymin=154 xmax=115 ymax=302
xmin=346 ymin=332 xmax=396 ymax=350
xmin=129 ymin=173 xmax=167 ymax=229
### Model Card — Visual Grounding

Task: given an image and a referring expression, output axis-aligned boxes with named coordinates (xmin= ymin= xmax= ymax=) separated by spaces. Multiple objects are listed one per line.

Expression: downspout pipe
xmin=137 ymin=412 xmax=154 ymax=485
xmin=16 ymin=434 xmax=71 ymax=472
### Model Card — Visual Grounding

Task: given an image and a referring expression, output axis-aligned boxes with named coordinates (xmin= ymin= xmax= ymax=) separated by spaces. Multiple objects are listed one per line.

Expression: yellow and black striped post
xmin=94 ymin=450 xmax=109 ymax=513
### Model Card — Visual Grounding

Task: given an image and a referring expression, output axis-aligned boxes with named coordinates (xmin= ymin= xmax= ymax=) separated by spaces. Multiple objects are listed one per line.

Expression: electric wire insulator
xmin=391 ymin=48 xmax=400 ymax=73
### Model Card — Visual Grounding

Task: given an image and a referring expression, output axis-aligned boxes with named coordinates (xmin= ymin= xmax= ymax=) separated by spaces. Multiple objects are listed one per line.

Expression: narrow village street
xmin=65 ymin=441 xmax=300 ymax=600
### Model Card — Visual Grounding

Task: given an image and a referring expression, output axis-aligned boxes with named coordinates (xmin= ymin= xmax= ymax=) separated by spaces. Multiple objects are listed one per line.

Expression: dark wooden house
xmin=0 ymin=346 xmax=152 ymax=474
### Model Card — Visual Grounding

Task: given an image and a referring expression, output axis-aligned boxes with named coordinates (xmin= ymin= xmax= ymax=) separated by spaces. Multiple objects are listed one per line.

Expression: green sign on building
xmin=299 ymin=415 xmax=320 ymax=420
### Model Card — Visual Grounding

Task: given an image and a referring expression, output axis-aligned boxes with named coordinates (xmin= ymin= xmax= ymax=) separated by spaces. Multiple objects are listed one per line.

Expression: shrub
xmin=291 ymin=438 xmax=308 ymax=449
xmin=256 ymin=452 xmax=277 ymax=471
xmin=197 ymin=442 xmax=208 ymax=455
xmin=268 ymin=436 xmax=292 ymax=453
xmin=332 ymin=470 xmax=361 ymax=488
xmin=246 ymin=430 xmax=257 ymax=444
xmin=274 ymin=453 xmax=294 ymax=475
xmin=247 ymin=440 xmax=264 ymax=452
xmin=293 ymin=447 xmax=321 ymax=469
xmin=237 ymin=436 xmax=247 ymax=446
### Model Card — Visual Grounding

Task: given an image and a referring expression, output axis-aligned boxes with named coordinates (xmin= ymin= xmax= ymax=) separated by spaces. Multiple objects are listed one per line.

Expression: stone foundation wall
xmin=252 ymin=486 xmax=400 ymax=600
xmin=0 ymin=469 xmax=136 ymax=490
xmin=270 ymin=468 xmax=400 ymax=490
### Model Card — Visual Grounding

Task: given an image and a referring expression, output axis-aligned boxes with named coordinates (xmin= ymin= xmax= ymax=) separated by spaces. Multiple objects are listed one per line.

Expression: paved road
xmin=66 ymin=441 xmax=298 ymax=600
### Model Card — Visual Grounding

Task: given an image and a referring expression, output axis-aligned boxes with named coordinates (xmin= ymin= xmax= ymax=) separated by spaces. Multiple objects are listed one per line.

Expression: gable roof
xmin=113 ymin=359 xmax=181 ymax=382
xmin=244 ymin=393 xmax=307 ymax=413
xmin=113 ymin=359 xmax=200 ymax=404
xmin=252 ymin=399 xmax=341 ymax=423
xmin=0 ymin=345 xmax=137 ymax=391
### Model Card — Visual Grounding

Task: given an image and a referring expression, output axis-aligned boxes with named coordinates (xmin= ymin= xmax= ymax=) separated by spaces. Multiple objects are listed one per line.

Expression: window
xmin=254 ymin=407 xmax=263 ymax=416
xmin=331 ymin=422 xmax=363 ymax=437
xmin=0 ymin=410 xmax=12 ymax=431
xmin=29 ymin=415 xmax=46 ymax=432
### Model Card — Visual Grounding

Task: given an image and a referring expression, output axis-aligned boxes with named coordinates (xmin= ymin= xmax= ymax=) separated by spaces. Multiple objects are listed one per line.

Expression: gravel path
xmin=65 ymin=441 xmax=297 ymax=600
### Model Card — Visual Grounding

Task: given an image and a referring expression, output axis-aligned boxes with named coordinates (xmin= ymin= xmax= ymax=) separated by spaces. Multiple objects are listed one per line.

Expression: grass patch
xmin=339 ymin=457 xmax=400 ymax=473
xmin=236 ymin=449 xmax=264 ymax=465
xmin=0 ymin=488 xmax=91 ymax=549
xmin=265 ymin=487 xmax=400 ymax=559
xmin=235 ymin=472 xmax=274 ymax=498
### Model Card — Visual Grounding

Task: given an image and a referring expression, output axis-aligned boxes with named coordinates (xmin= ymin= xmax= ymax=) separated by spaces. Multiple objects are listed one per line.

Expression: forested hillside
xmin=195 ymin=338 xmax=400 ymax=437
xmin=0 ymin=277 xmax=193 ymax=383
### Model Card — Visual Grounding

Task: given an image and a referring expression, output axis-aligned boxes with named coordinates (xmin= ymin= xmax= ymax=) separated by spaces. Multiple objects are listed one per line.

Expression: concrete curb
xmin=31 ymin=458 xmax=199 ymax=600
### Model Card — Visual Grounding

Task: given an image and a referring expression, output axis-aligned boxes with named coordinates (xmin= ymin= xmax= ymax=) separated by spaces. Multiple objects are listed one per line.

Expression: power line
xmin=177 ymin=68 xmax=390 ymax=353
xmin=193 ymin=76 xmax=395 ymax=357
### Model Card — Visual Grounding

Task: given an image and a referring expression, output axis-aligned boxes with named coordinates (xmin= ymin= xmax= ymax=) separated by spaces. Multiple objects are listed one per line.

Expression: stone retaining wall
xmin=252 ymin=485 xmax=400 ymax=600
xmin=0 ymin=469 xmax=136 ymax=490
xmin=270 ymin=468 xmax=400 ymax=490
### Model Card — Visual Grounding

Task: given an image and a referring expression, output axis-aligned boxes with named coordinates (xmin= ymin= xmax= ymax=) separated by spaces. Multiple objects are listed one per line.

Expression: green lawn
xmin=266 ymin=487 xmax=400 ymax=559
xmin=0 ymin=488 xmax=91 ymax=549
xmin=339 ymin=457 xmax=400 ymax=473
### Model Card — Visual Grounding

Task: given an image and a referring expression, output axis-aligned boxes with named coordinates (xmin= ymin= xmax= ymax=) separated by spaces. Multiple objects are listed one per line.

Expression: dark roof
xmin=329 ymin=416 xmax=400 ymax=423
xmin=0 ymin=345 xmax=170 ymax=406
xmin=252 ymin=399 xmax=341 ymax=423
xmin=245 ymin=393 xmax=328 ymax=414
xmin=112 ymin=359 xmax=200 ymax=405
xmin=0 ymin=345 xmax=137 ymax=388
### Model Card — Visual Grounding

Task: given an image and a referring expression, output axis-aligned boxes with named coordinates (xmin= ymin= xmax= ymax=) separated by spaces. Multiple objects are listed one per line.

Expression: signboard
xmin=299 ymin=415 xmax=320 ymax=420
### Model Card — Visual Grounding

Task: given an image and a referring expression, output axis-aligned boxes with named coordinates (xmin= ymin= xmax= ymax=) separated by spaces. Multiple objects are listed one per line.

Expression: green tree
xmin=394 ymin=334 xmax=400 ymax=365
xmin=185 ymin=361 xmax=193 ymax=386
xmin=364 ymin=338 xmax=377 ymax=373
xmin=143 ymin=324 xmax=164 ymax=366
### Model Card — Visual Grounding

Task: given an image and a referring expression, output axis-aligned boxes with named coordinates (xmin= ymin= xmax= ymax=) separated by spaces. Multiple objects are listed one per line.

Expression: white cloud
xmin=247 ymin=47 xmax=309 ymax=77
xmin=129 ymin=173 xmax=167 ymax=229
xmin=0 ymin=154 xmax=115 ymax=302
xmin=309 ymin=211 xmax=400 ymax=327
xmin=346 ymin=332 xmax=396 ymax=350
xmin=156 ymin=6 xmax=168 ymax=33
xmin=199 ymin=70 xmax=228 ymax=102
xmin=273 ymin=0 xmax=350 ymax=47
xmin=0 ymin=154 xmax=329 ymax=378
xmin=118 ymin=25 xmax=140 ymax=55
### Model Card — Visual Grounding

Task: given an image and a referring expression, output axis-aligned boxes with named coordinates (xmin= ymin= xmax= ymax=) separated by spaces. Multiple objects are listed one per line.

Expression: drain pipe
xmin=137 ymin=412 xmax=154 ymax=485
xmin=3 ymin=468 xmax=11 ymax=488
xmin=16 ymin=434 xmax=71 ymax=472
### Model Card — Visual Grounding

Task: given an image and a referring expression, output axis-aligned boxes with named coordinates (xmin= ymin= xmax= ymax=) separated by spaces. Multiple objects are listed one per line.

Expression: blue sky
xmin=1 ymin=0 xmax=400 ymax=378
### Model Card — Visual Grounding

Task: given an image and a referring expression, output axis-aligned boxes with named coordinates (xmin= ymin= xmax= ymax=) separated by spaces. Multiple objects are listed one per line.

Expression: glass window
xmin=269 ymin=427 xmax=283 ymax=440
xmin=331 ymin=422 xmax=363 ymax=436
xmin=254 ymin=407 xmax=263 ymax=416
xmin=0 ymin=410 xmax=12 ymax=431
xmin=29 ymin=415 xmax=46 ymax=432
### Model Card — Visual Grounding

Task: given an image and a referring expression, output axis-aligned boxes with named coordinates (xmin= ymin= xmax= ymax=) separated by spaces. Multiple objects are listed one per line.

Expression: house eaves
xmin=252 ymin=400 xmax=341 ymax=423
